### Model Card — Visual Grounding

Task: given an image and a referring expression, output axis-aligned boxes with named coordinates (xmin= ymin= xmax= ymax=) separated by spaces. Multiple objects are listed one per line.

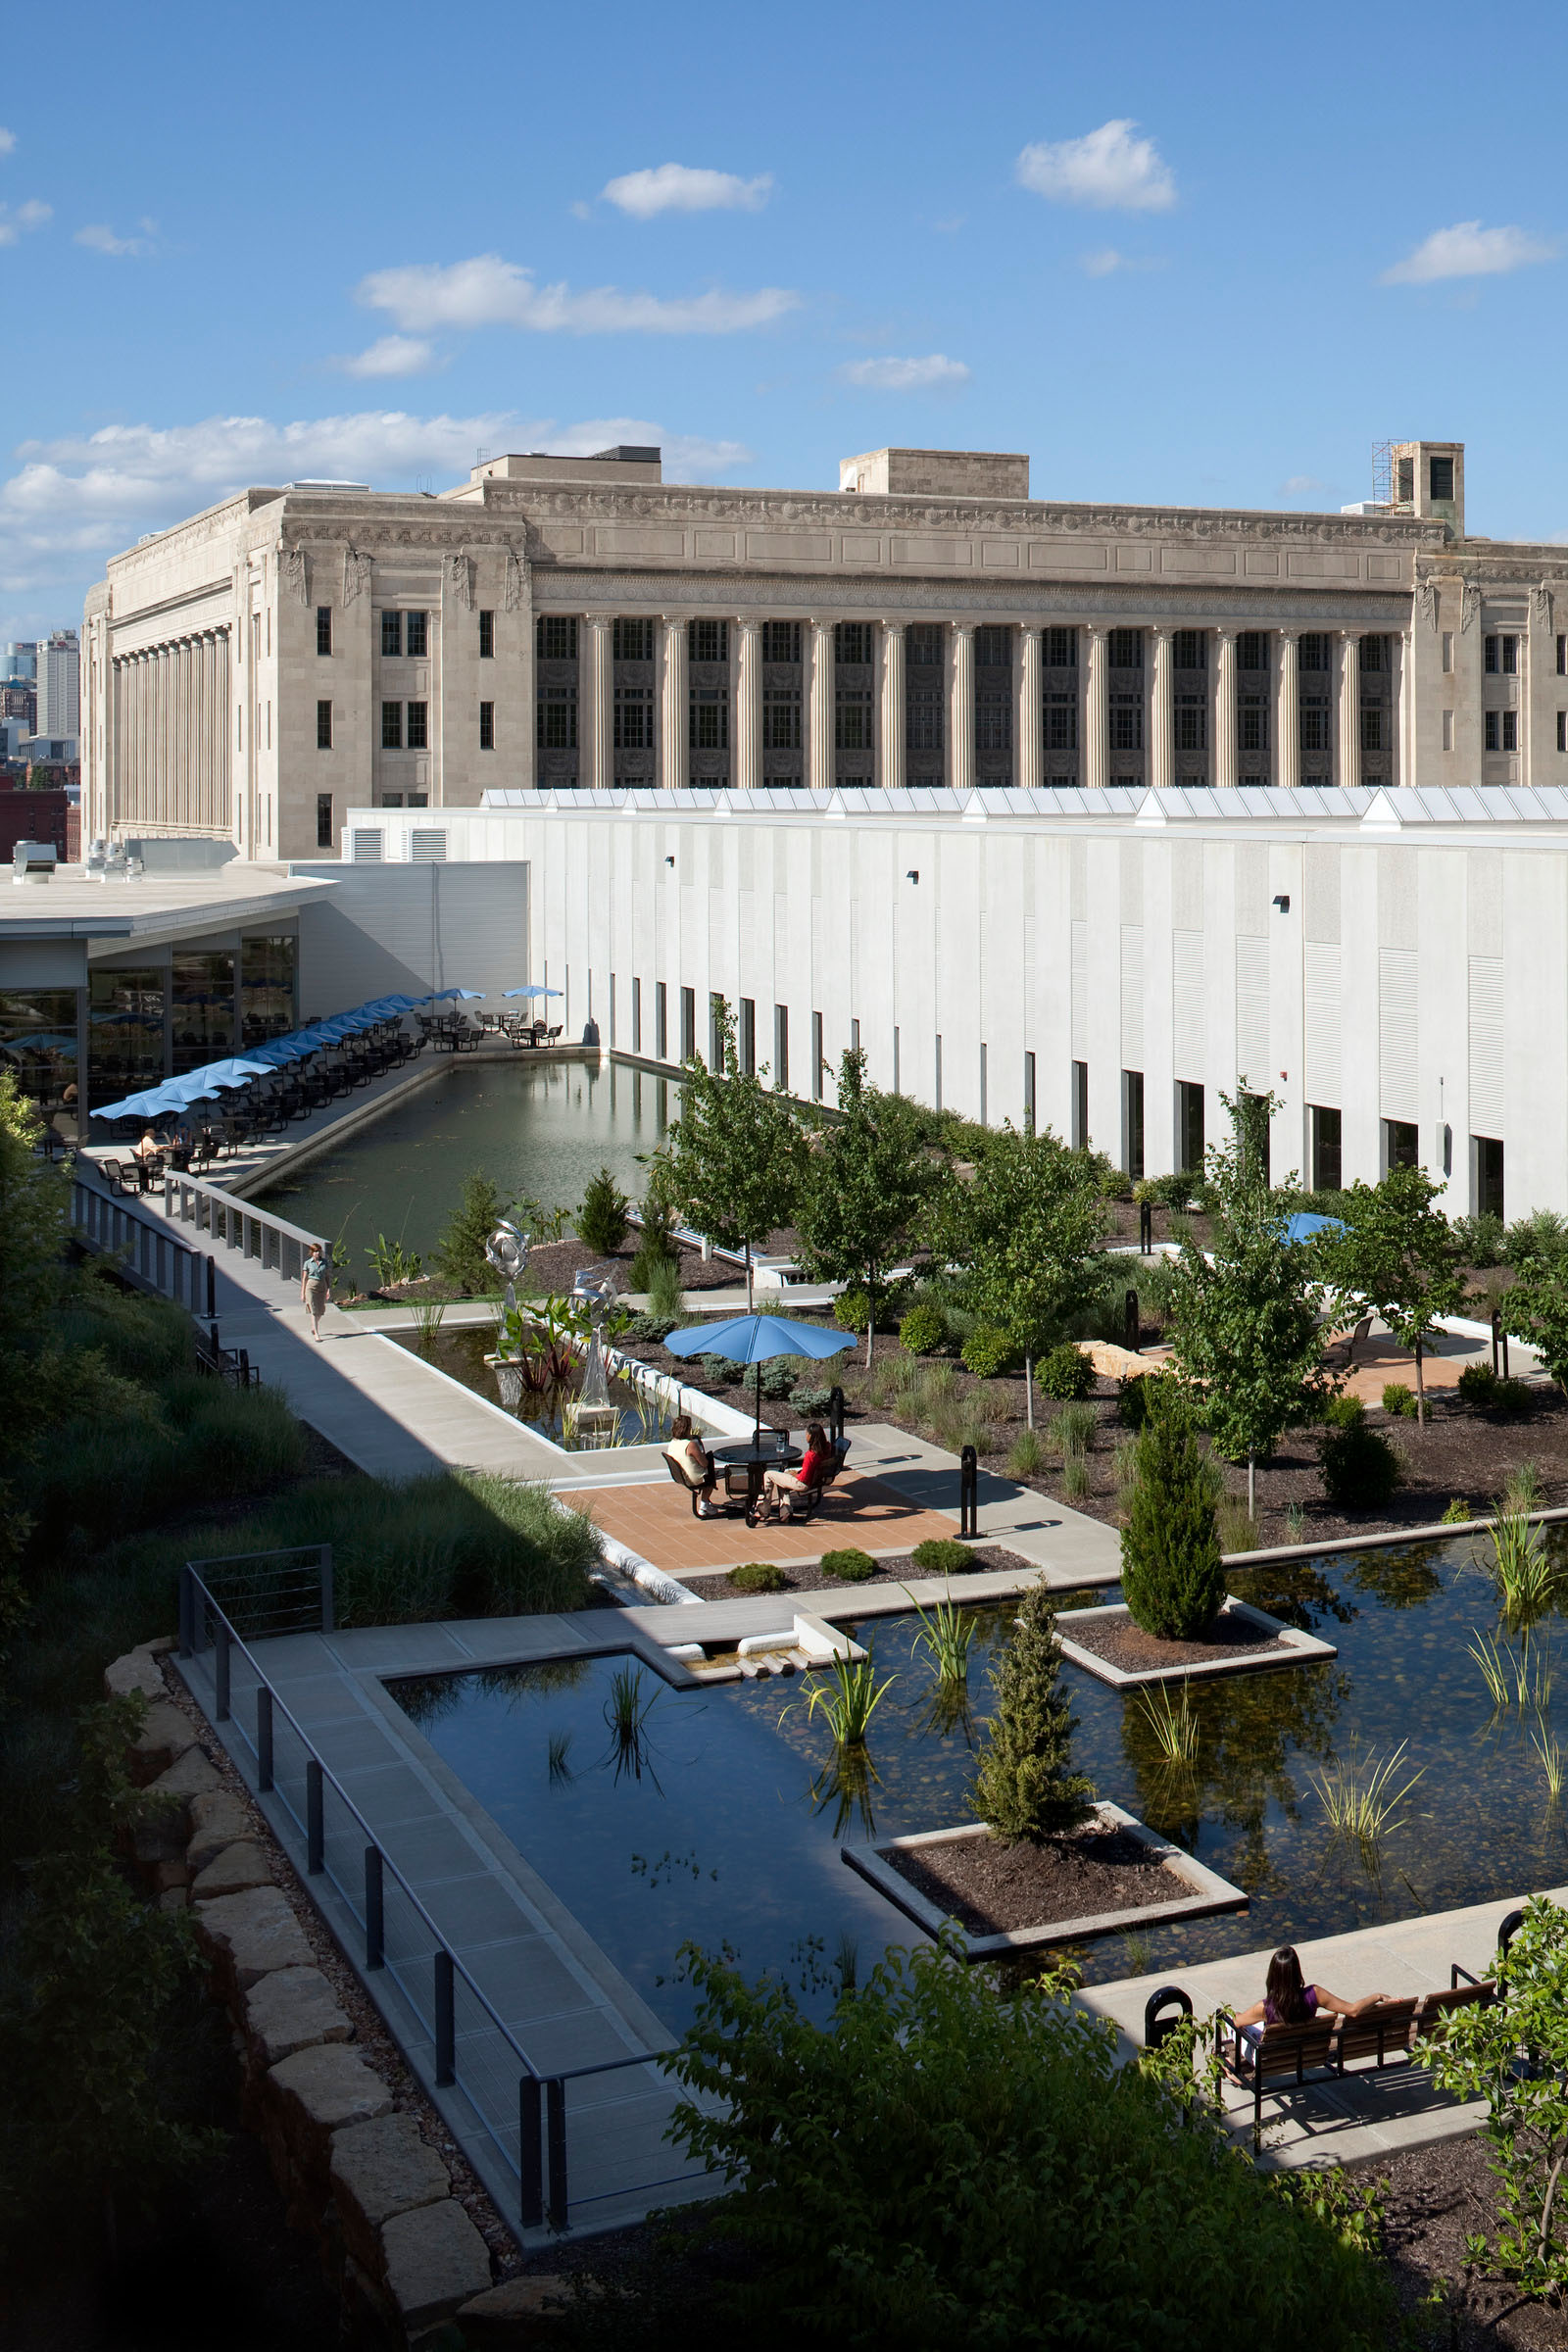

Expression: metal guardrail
xmin=73 ymin=1177 xmax=215 ymax=1312
xmin=163 ymin=1169 xmax=324 ymax=1287
xmin=178 ymin=1563 xmax=701 ymax=2231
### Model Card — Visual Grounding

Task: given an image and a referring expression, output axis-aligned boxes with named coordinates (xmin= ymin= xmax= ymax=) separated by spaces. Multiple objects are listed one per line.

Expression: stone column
xmin=1276 ymin=631 xmax=1300 ymax=791
xmin=1085 ymin=624 xmax=1108 ymax=789
xmin=734 ymin=616 xmax=761 ymax=790
xmin=880 ymin=620 xmax=906 ymax=792
xmin=1017 ymin=624 xmax=1043 ymax=792
xmin=950 ymin=621 xmax=975 ymax=794
xmin=584 ymin=614 xmax=612 ymax=789
xmin=1214 ymin=627 xmax=1238 ymax=790
xmin=808 ymin=617 xmax=834 ymax=790
xmin=1338 ymin=629 xmax=1359 ymax=789
xmin=1150 ymin=624 xmax=1173 ymax=790
xmin=660 ymin=615 xmax=688 ymax=792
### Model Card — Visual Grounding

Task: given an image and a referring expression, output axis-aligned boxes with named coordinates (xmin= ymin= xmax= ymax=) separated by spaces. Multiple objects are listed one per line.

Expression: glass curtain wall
xmin=0 ymin=988 xmax=79 ymax=1114
xmin=171 ymin=952 xmax=235 ymax=1073
xmin=241 ymin=935 xmax=296 ymax=1045
xmin=88 ymin=967 xmax=164 ymax=1103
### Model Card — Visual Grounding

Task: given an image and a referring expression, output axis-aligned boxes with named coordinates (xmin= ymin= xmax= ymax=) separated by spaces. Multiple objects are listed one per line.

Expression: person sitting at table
xmin=1232 ymin=1945 xmax=1392 ymax=2048
xmin=760 ymin=1422 xmax=835 ymax=1524
xmin=663 ymin=1415 xmax=718 ymax=1516
xmin=167 ymin=1119 xmax=195 ymax=1169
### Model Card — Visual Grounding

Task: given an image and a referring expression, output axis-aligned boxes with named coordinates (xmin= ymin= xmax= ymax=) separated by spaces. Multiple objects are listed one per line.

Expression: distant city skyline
xmin=6 ymin=0 xmax=1568 ymax=642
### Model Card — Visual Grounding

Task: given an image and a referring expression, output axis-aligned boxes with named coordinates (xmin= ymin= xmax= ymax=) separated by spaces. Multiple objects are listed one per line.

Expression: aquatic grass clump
xmin=604 ymin=1662 xmax=660 ymax=1784
xmin=786 ymin=1654 xmax=897 ymax=1748
xmin=1133 ymin=1682 xmax=1200 ymax=1766
xmin=1469 ymin=1628 xmax=1553 ymax=1717
xmin=1486 ymin=1504 xmax=1559 ymax=1625
xmin=1532 ymin=1727 xmax=1567 ymax=1801
xmin=1309 ymin=1740 xmax=1426 ymax=1847
xmin=902 ymin=1588 xmax=977 ymax=1686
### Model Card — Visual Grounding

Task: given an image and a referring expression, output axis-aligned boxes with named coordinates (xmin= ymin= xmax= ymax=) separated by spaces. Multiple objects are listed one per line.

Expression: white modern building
xmin=36 ymin=628 xmax=79 ymax=741
xmin=81 ymin=436 xmax=1568 ymax=864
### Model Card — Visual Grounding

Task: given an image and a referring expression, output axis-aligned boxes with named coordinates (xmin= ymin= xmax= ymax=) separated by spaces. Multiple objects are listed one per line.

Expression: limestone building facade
xmin=81 ymin=438 xmax=1568 ymax=860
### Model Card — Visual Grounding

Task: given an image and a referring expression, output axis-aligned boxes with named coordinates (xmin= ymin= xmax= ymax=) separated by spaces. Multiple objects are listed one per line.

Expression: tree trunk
xmin=865 ymin=1281 xmax=874 ymax=1370
xmin=746 ymin=1240 xmax=754 ymax=1313
xmin=1247 ymin=1450 xmax=1256 ymax=1521
xmin=1025 ymin=1356 xmax=1035 ymax=1429
xmin=1415 ymin=1336 xmax=1426 ymax=1428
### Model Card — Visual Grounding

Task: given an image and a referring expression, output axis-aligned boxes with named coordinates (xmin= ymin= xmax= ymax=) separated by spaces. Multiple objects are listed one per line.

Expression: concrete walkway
xmin=1076 ymin=1890 xmax=1567 ymax=2169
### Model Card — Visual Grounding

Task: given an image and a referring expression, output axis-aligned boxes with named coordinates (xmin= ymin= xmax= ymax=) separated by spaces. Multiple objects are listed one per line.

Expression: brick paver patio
xmin=577 ymin=1469 xmax=965 ymax=1575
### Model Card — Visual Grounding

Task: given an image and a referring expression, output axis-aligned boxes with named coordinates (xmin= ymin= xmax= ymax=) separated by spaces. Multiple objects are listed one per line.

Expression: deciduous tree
xmin=667 ymin=1000 xmax=807 ymax=1310
xmin=1317 ymin=1162 xmax=1464 ymax=1426
xmin=794 ymin=1049 xmax=939 ymax=1362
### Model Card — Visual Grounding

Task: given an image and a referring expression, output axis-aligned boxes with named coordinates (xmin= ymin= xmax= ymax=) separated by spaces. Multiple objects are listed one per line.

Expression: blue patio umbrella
xmin=501 ymin=985 xmax=564 ymax=999
xmin=423 ymin=988 xmax=485 ymax=1002
xmin=664 ymin=1311 xmax=856 ymax=1449
xmin=94 ymin=1086 xmax=172 ymax=1120
xmin=1283 ymin=1212 xmax=1347 ymax=1246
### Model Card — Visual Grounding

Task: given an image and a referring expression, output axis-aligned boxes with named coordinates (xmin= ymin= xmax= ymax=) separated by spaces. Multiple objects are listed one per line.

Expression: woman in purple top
xmin=1234 ymin=1945 xmax=1390 ymax=2045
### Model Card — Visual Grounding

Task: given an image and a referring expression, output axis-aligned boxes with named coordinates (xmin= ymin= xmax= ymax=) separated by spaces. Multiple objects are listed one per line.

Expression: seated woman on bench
xmin=664 ymin=1415 xmax=718 ymax=1517
xmin=1234 ymin=1945 xmax=1391 ymax=2046
xmin=760 ymin=1422 xmax=834 ymax=1525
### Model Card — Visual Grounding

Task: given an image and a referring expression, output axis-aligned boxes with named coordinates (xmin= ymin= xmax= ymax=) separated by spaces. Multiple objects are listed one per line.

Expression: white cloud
xmin=1016 ymin=120 xmax=1176 ymax=212
xmin=601 ymin=163 xmax=772 ymax=218
xmin=357 ymin=252 xmax=797 ymax=335
xmin=1280 ymin=474 xmax=1327 ymax=496
xmin=75 ymin=221 xmax=153 ymax=257
xmin=0 ymin=198 xmax=50 ymax=245
xmin=1381 ymin=220 xmax=1556 ymax=284
xmin=1079 ymin=246 xmax=1165 ymax=277
xmin=333 ymin=335 xmax=438 ymax=378
xmin=0 ymin=129 xmax=14 ymax=157
xmin=0 ymin=407 xmax=751 ymax=603
xmin=840 ymin=353 xmax=970 ymax=390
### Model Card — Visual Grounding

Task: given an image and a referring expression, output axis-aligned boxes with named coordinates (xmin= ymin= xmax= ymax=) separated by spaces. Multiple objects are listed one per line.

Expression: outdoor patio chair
xmin=545 ymin=1024 xmax=563 ymax=1044
xmin=662 ymin=1449 xmax=749 ymax=1519
xmin=1324 ymin=1314 xmax=1372 ymax=1374
xmin=749 ymin=1441 xmax=852 ymax=1530
xmin=1223 ymin=2013 xmax=1344 ymax=2137
xmin=1331 ymin=1997 xmax=1421 ymax=2074
xmin=100 ymin=1157 xmax=129 ymax=1195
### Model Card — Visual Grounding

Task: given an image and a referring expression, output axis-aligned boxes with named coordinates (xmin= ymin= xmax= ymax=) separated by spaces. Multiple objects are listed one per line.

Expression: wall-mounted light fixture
xmin=664 ymin=855 xmax=674 ymax=867
xmin=1272 ymin=893 xmax=1291 ymax=912
xmin=906 ymin=869 xmax=919 ymax=884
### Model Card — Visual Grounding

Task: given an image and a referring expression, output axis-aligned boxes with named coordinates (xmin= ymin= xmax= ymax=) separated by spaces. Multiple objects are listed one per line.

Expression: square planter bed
xmin=843 ymin=1801 xmax=1247 ymax=1960
xmin=1054 ymin=1597 xmax=1336 ymax=1690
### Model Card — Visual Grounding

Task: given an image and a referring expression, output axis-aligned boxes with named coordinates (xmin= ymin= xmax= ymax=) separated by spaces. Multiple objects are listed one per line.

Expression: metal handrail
xmin=164 ymin=1167 xmax=325 ymax=1253
xmin=179 ymin=1565 xmax=684 ymax=2231
xmin=72 ymin=1176 xmax=214 ymax=1313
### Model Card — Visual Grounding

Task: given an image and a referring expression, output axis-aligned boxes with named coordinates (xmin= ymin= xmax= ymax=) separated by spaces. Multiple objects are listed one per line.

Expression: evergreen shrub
xmin=971 ymin=1582 xmax=1095 ymax=1840
xmin=1119 ymin=1384 xmax=1225 ymax=1641
xmin=1318 ymin=1401 xmax=1402 ymax=1509
xmin=819 ymin=1547 xmax=875 ymax=1582
xmin=961 ymin=1326 xmax=1019 ymax=1379
xmin=899 ymin=1303 xmax=949 ymax=1356
xmin=1038 ymin=1343 xmax=1095 ymax=1401
xmin=910 ymin=1537 xmax=975 ymax=1576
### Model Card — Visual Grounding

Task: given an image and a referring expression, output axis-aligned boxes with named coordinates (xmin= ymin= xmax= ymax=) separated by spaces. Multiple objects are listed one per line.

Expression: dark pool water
xmin=390 ymin=1323 xmax=686 ymax=1448
xmin=392 ymin=1537 xmax=1568 ymax=2034
xmin=257 ymin=1058 xmax=677 ymax=1270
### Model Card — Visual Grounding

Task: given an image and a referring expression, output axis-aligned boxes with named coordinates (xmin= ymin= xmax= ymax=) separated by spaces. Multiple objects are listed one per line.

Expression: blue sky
xmin=7 ymin=0 xmax=1568 ymax=644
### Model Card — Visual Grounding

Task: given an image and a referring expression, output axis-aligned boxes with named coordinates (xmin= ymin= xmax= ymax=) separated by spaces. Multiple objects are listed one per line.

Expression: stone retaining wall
xmin=108 ymin=1640 xmax=568 ymax=2347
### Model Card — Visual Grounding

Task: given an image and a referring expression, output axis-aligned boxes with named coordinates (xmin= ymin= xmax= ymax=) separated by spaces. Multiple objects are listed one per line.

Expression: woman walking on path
xmin=301 ymin=1244 xmax=331 ymax=1340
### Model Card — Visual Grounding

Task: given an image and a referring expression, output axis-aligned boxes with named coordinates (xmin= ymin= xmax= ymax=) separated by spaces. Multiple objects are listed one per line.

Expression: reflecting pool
xmin=256 ymin=1058 xmax=678 ymax=1268
xmin=392 ymin=1537 xmax=1568 ymax=2034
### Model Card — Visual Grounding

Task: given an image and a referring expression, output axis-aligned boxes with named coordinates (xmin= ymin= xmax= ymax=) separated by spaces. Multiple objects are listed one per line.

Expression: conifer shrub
xmin=1318 ymin=1399 xmax=1402 ymax=1510
xmin=1119 ymin=1382 xmax=1225 ymax=1641
xmin=819 ymin=1547 xmax=876 ymax=1583
xmin=434 ymin=1170 xmax=505 ymax=1295
xmin=910 ymin=1537 xmax=975 ymax=1576
xmin=970 ymin=1581 xmax=1096 ymax=1842
xmin=729 ymin=1561 xmax=788 ymax=1594
xmin=576 ymin=1165 xmax=631 ymax=1256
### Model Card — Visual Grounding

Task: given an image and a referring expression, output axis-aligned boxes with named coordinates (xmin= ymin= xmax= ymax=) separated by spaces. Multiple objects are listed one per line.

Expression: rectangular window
xmin=478 ymin=610 xmax=494 ymax=659
xmin=680 ymin=987 xmax=696 ymax=1063
xmin=1110 ymin=694 xmax=1143 ymax=752
xmin=773 ymin=1004 xmax=789 ymax=1094
xmin=907 ymin=623 xmax=943 ymax=665
xmin=1175 ymin=1080 xmax=1204 ymax=1174
xmin=614 ymin=688 xmax=653 ymax=749
xmin=380 ymin=701 xmax=402 ymax=750
xmin=1502 ymin=635 xmax=1518 ymax=675
xmin=406 ymin=611 xmax=428 ymax=659
xmin=1559 ymin=634 xmax=1567 ymax=676
xmin=1121 ymin=1069 xmax=1145 ymax=1179
xmin=1361 ymin=708 xmax=1383 ymax=753
xmin=655 ymin=980 xmax=667 ymax=1060
xmin=1046 ymin=692 xmax=1077 ymax=751
xmin=479 ymin=701 xmax=494 ymax=751
xmin=1176 ymin=694 xmax=1205 ymax=753
xmin=380 ymin=793 xmax=404 ymax=808
xmin=762 ymin=690 xmax=801 ymax=749
xmin=1299 ymin=633 xmax=1330 ymax=673
xmin=1045 ymin=625 xmax=1077 ymax=668
xmin=1474 ymin=1134 xmax=1504 ymax=1221
xmin=317 ymin=699 xmax=332 ymax=751
xmin=761 ymin=619 xmax=801 ymax=663
xmin=689 ymin=689 xmax=729 ymax=750
xmin=834 ymin=621 xmax=873 ymax=665
xmin=1443 ymin=709 xmax=1455 ymax=751
xmin=1239 ymin=694 xmax=1267 ymax=754
xmin=1384 ymin=1117 xmax=1419 ymax=1174
xmin=316 ymin=606 xmax=332 ymax=657
xmin=1360 ymin=634 xmax=1383 ymax=673
xmin=316 ymin=792 xmax=332 ymax=850
xmin=613 ymin=616 xmax=654 ymax=662
xmin=632 ymin=976 xmax=642 ymax=1053
xmin=1558 ymin=711 xmax=1566 ymax=753
xmin=1171 ymin=629 xmax=1203 ymax=671
xmin=1430 ymin=455 xmax=1454 ymax=501
xmin=907 ymin=686 xmax=942 ymax=751
xmin=1300 ymin=699 xmax=1329 ymax=753
xmin=740 ymin=997 xmax=756 ymax=1075
xmin=1237 ymin=631 xmax=1267 ymax=672
xmin=1502 ymin=709 xmax=1518 ymax=752
xmin=1310 ymin=1105 xmax=1342 ymax=1194
xmin=687 ymin=618 xmax=728 ymax=664
xmin=1443 ymin=631 xmax=1454 ymax=674
xmin=381 ymin=611 xmax=402 ymax=658
xmin=1023 ymin=1050 xmax=1037 ymax=1134
xmin=536 ymin=689 xmax=577 ymax=749
xmin=536 ymin=615 xmax=578 ymax=662
xmin=1485 ymin=635 xmax=1498 ymax=673
xmin=406 ymin=701 xmax=428 ymax=751
xmin=1485 ymin=710 xmax=1499 ymax=752
xmin=1108 ymin=628 xmax=1143 ymax=669
xmin=975 ymin=625 xmax=1011 ymax=667
xmin=709 ymin=992 xmax=725 ymax=1072
xmin=1071 ymin=1058 xmax=1089 ymax=1152
xmin=811 ymin=1010 xmax=824 ymax=1102
xmin=975 ymin=691 xmax=1010 ymax=752
xmin=836 ymin=692 xmax=872 ymax=752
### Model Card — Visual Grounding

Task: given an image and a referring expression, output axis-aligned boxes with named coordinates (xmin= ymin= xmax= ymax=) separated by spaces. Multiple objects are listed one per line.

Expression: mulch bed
xmin=1060 ymin=1606 xmax=1293 ymax=1672
xmin=1370 ymin=2132 xmax=1568 ymax=2348
xmin=884 ymin=1822 xmax=1180 ymax=1935
xmin=709 ymin=1544 xmax=1032 ymax=1600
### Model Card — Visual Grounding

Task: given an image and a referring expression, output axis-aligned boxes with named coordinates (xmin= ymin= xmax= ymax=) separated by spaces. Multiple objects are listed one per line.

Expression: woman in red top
xmin=760 ymin=1423 xmax=834 ymax=1523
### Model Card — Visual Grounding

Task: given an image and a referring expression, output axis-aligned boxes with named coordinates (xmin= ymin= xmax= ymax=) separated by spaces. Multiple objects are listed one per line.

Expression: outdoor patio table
xmin=710 ymin=1437 xmax=803 ymax=1513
